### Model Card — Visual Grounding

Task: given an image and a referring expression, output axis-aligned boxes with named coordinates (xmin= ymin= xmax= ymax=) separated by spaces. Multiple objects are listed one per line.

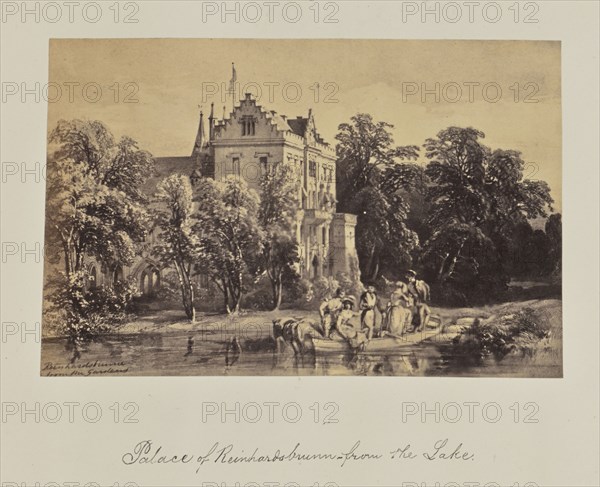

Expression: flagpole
xmin=231 ymin=62 xmax=236 ymax=114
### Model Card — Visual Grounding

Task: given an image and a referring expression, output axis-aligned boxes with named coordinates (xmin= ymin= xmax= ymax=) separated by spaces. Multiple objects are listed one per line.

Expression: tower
xmin=330 ymin=213 xmax=360 ymax=278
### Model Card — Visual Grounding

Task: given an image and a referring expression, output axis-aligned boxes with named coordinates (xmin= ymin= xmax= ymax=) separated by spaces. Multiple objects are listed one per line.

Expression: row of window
xmin=310 ymin=161 xmax=334 ymax=182
xmin=221 ymin=156 xmax=333 ymax=187
xmin=285 ymin=155 xmax=333 ymax=180
xmin=223 ymin=156 xmax=268 ymax=175
xmin=300 ymin=225 xmax=329 ymax=246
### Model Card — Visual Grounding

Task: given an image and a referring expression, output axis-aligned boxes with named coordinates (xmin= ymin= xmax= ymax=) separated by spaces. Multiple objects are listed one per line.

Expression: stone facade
xmin=193 ymin=93 xmax=359 ymax=280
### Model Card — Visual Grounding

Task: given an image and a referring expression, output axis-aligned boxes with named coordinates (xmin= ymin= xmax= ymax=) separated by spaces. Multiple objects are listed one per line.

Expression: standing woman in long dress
xmin=385 ymin=281 xmax=413 ymax=337
xmin=359 ymin=283 xmax=383 ymax=339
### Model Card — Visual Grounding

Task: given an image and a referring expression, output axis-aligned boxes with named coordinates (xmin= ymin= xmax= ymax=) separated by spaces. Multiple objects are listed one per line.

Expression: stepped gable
xmin=212 ymin=93 xmax=326 ymax=143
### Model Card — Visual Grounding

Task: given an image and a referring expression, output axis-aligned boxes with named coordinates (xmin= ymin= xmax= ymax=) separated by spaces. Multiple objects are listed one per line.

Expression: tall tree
xmin=484 ymin=149 xmax=554 ymax=277
xmin=334 ymin=113 xmax=421 ymax=280
xmin=485 ymin=149 xmax=553 ymax=231
xmin=46 ymin=119 xmax=153 ymax=277
xmin=424 ymin=127 xmax=490 ymax=228
xmin=423 ymin=127 xmax=491 ymax=284
xmin=422 ymin=127 xmax=554 ymax=296
xmin=336 ymin=113 xmax=419 ymax=211
xmin=152 ymin=175 xmax=199 ymax=322
xmin=258 ymin=160 xmax=300 ymax=310
xmin=194 ymin=176 xmax=263 ymax=314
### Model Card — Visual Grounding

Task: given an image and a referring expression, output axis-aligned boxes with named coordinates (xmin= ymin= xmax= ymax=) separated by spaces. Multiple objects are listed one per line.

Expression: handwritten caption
xmin=122 ymin=438 xmax=475 ymax=474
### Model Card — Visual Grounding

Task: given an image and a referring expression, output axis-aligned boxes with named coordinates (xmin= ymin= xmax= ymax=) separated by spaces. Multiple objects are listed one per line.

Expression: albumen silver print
xmin=41 ymin=39 xmax=562 ymax=377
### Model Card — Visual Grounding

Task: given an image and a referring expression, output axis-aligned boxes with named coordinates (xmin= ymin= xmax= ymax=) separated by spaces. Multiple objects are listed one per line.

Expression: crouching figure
xmin=272 ymin=317 xmax=324 ymax=356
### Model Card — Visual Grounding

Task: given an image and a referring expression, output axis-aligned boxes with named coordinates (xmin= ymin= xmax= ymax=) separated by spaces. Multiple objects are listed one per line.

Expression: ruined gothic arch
xmin=132 ymin=259 xmax=162 ymax=296
xmin=81 ymin=262 xmax=100 ymax=291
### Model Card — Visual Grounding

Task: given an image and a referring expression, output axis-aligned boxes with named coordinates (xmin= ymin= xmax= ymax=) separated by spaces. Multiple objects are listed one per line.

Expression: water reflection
xmin=313 ymin=346 xmax=444 ymax=376
xmin=41 ymin=330 xmax=552 ymax=377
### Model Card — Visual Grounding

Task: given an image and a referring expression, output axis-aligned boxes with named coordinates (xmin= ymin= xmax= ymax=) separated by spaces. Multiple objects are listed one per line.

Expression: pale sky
xmin=48 ymin=39 xmax=562 ymax=209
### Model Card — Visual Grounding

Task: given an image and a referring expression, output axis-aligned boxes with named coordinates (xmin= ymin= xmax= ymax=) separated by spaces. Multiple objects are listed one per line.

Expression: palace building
xmin=87 ymin=93 xmax=359 ymax=296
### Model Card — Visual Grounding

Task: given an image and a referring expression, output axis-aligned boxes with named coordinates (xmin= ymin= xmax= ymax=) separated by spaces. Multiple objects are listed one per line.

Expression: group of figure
xmin=319 ymin=270 xmax=431 ymax=344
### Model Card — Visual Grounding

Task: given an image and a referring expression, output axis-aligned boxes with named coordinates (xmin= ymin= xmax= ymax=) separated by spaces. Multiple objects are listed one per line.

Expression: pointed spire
xmin=191 ymin=106 xmax=206 ymax=157
xmin=208 ymin=102 xmax=215 ymax=140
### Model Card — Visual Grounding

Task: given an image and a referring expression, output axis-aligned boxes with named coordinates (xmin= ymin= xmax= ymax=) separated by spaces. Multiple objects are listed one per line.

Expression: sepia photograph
xmin=41 ymin=39 xmax=562 ymax=377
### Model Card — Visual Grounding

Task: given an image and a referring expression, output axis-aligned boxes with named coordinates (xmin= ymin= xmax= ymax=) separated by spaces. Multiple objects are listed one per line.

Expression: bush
xmin=312 ymin=276 xmax=340 ymax=302
xmin=433 ymin=283 xmax=468 ymax=307
xmin=152 ymin=270 xmax=182 ymax=305
xmin=336 ymin=271 xmax=364 ymax=301
xmin=154 ymin=270 xmax=220 ymax=311
xmin=452 ymin=307 xmax=551 ymax=363
xmin=50 ymin=271 xmax=138 ymax=344
xmin=284 ymin=277 xmax=314 ymax=308
xmin=243 ymin=276 xmax=276 ymax=311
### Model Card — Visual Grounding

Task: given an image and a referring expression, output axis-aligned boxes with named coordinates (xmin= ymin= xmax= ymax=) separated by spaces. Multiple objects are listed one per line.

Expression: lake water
xmin=40 ymin=330 xmax=560 ymax=377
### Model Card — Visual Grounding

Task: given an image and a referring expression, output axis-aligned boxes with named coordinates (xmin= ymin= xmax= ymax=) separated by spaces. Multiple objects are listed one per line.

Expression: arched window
xmin=242 ymin=117 xmax=256 ymax=136
xmin=89 ymin=266 xmax=97 ymax=289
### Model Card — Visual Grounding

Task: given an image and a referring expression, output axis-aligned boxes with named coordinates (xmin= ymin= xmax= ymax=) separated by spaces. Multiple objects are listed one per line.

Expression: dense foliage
xmin=335 ymin=118 xmax=560 ymax=305
xmin=257 ymin=160 xmax=301 ymax=310
xmin=336 ymin=114 xmax=421 ymax=281
xmin=152 ymin=175 xmax=200 ymax=321
xmin=193 ymin=177 xmax=263 ymax=313
xmin=46 ymin=120 xmax=153 ymax=340
xmin=46 ymin=116 xmax=562 ymax=337
xmin=451 ymin=308 xmax=552 ymax=364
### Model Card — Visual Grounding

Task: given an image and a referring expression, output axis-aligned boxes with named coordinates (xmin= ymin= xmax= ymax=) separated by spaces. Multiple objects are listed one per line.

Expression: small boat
xmin=310 ymin=328 xmax=443 ymax=354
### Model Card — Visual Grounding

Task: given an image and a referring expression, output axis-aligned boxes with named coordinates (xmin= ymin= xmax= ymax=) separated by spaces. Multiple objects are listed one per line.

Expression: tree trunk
xmin=364 ymin=246 xmax=376 ymax=279
xmin=75 ymin=247 xmax=84 ymax=273
xmin=222 ymin=280 xmax=230 ymax=314
xmin=229 ymin=270 xmax=243 ymax=314
xmin=182 ymin=289 xmax=193 ymax=320
xmin=271 ymin=273 xmax=283 ymax=311
xmin=370 ymin=257 xmax=380 ymax=282
xmin=437 ymin=253 xmax=449 ymax=283
xmin=438 ymin=241 xmax=466 ymax=284
xmin=271 ymin=280 xmax=279 ymax=310
xmin=229 ymin=282 xmax=241 ymax=314
xmin=187 ymin=281 xmax=196 ymax=323
xmin=276 ymin=279 xmax=283 ymax=310
xmin=174 ymin=261 xmax=195 ymax=322
xmin=232 ymin=291 xmax=241 ymax=313
xmin=445 ymin=241 xmax=465 ymax=280
xmin=63 ymin=242 xmax=72 ymax=276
